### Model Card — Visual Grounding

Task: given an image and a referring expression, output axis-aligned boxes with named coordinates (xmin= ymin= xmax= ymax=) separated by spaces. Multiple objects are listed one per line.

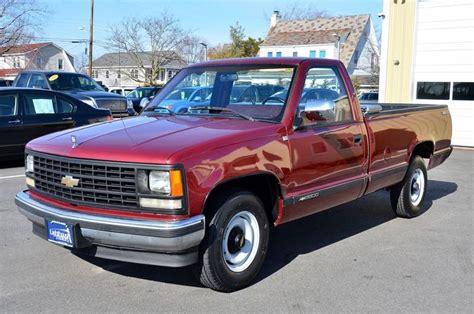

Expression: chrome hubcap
xmin=410 ymin=169 xmax=425 ymax=206
xmin=222 ymin=211 xmax=260 ymax=273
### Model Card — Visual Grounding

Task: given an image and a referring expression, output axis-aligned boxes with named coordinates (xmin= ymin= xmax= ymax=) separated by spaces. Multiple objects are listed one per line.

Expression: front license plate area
xmin=47 ymin=220 xmax=75 ymax=248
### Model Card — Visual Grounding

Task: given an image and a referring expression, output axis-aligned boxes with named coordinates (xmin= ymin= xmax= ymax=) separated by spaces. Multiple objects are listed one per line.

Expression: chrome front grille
xmin=32 ymin=154 xmax=139 ymax=209
xmin=95 ymin=98 xmax=127 ymax=112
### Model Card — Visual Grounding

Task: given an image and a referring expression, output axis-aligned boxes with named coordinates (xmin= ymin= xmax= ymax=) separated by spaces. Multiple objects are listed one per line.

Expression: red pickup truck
xmin=16 ymin=58 xmax=452 ymax=292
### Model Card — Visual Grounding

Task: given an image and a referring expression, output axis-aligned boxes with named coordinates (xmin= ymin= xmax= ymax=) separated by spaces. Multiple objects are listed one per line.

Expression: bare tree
xmin=266 ymin=0 xmax=329 ymax=21
xmin=108 ymin=13 xmax=187 ymax=85
xmin=0 ymin=0 xmax=46 ymax=54
xmin=180 ymin=35 xmax=206 ymax=63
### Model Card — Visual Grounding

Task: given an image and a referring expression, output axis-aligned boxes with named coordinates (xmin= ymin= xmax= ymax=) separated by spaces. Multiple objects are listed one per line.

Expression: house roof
xmin=0 ymin=68 xmax=19 ymax=77
xmin=261 ymin=14 xmax=370 ymax=65
xmin=92 ymin=52 xmax=187 ymax=69
xmin=2 ymin=42 xmax=51 ymax=55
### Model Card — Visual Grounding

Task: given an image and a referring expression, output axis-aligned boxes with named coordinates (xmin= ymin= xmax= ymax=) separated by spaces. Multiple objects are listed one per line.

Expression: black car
xmin=126 ymin=86 xmax=161 ymax=113
xmin=12 ymin=71 xmax=134 ymax=117
xmin=0 ymin=88 xmax=112 ymax=160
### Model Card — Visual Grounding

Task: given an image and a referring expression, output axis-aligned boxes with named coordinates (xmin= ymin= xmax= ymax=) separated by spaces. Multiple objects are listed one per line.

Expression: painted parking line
xmin=0 ymin=174 xmax=25 ymax=180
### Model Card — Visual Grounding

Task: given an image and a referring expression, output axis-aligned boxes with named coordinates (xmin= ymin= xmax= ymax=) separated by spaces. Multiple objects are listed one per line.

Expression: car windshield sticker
xmin=32 ymin=98 xmax=55 ymax=114
xmin=48 ymin=74 xmax=59 ymax=81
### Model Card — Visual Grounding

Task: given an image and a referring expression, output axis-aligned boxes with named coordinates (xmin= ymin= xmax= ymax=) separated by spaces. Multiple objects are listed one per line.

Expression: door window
xmin=28 ymin=74 xmax=48 ymax=89
xmin=298 ymin=67 xmax=352 ymax=127
xmin=0 ymin=95 xmax=17 ymax=116
xmin=15 ymin=73 xmax=30 ymax=87
xmin=57 ymin=97 xmax=75 ymax=113
xmin=23 ymin=94 xmax=58 ymax=115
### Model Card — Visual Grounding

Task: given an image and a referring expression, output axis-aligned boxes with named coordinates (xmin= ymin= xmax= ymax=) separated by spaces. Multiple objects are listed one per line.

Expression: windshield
xmin=127 ymin=88 xmax=155 ymax=99
xmin=145 ymin=66 xmax=295 ymax=122
xmin=47 ymin=73 xmax=105 ymax=92
xmin=165 ymin=88 xmax=196 ymax=100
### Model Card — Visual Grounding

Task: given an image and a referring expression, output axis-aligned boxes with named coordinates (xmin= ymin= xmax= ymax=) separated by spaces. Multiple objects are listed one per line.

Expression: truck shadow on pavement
xmin=78 ymin=179 xmax=457 ymax=290
xmin=0 ymin=159 xmax=24 ymax=169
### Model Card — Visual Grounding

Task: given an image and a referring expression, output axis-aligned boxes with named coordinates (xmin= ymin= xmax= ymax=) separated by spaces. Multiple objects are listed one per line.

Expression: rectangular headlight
xmin=149 ymin=171 xmax=170 ymax=194
xmin=26 ymin=155 xmax=34 ymax=173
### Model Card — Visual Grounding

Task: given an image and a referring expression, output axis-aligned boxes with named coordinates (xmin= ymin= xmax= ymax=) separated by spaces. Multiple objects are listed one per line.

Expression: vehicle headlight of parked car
xmin=137 ymin=169 xmax=184 ymax=212
xmin=127 ymin=98 xmax=133 ymax=109
xmin=81 ymin=96 xmax=98 ymax=108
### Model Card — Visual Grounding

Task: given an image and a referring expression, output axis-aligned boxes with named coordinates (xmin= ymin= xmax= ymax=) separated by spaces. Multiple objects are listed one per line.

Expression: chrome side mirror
xmin=361 ymin=104 xmax=382 ymax=114
xmin=299 ymin=99 xmax=336 ymax=123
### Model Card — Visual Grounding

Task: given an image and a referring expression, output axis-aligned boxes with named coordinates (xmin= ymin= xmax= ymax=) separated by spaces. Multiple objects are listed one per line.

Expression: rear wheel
xmin=390 ymin=156 xmax=428 ymax=218
xmin=195 ymin=190 xmax=269 ymax=292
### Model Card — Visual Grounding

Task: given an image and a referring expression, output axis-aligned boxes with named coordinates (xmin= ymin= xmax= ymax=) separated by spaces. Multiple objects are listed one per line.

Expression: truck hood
xmin=26 ymin=115 xmax=282 ymax=164
xmin=65 ymin=90 xmax=125 ymax=100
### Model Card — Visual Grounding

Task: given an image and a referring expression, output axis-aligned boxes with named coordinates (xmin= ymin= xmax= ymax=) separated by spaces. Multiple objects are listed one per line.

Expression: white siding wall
xmin=259 ymin=44 xmax=337 ymax=59
xmin=412 ymin=0 xmax=474 ymax=146
xmin=93 ymin=67 xmax=177 ymax=88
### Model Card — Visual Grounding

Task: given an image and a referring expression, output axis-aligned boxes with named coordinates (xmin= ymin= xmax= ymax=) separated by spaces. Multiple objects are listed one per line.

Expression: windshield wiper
xmin=144 ymin=106 xmax=175 ymax=115
xmin=189 ymin=106 xmax=254 ymax=121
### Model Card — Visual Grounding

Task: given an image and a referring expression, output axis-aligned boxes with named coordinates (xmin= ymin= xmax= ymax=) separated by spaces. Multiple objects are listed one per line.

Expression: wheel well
xmin=203 ymin=174 xmax=282 ymax=224
xmin=412 ymin=141 xmax=434 ymax=159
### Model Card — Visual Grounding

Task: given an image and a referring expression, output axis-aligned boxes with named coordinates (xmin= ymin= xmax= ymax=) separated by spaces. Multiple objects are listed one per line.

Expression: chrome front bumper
xmin=16 ymin=191 xmax=205 ymax=267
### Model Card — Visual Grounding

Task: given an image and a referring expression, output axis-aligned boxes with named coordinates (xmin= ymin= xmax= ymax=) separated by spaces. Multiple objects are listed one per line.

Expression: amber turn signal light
xmin=170 ymin=170 xmax=184 ymax=197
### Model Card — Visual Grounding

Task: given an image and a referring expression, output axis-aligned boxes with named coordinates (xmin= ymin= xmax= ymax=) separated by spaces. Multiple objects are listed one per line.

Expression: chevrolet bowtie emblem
xmin=61 ymin=175 xmax=79 ymax=188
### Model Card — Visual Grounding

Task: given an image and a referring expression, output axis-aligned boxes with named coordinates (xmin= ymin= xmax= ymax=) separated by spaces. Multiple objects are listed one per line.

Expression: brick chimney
xmin=270 ymin=10 xmax=280 ymax=27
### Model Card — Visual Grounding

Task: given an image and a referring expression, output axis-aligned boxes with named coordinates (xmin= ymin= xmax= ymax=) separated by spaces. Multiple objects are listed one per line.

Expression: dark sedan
xmin=0 ymin=88 xmax=112 ymax=160
xmin=12 ymin=71 xmax=134 ymax=117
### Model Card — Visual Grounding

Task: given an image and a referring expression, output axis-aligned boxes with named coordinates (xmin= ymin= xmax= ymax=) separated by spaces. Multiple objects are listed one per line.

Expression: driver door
xmin=282 ymin=66 xmax=368 ymax=222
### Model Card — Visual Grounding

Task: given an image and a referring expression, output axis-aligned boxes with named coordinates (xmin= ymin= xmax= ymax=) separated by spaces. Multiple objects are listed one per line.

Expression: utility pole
xmin=88 ymin=0 xmax=94 ymax=76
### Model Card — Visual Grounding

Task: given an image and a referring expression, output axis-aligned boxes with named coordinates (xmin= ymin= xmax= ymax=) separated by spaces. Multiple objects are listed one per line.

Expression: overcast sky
xmin=39 ymin=0 xmax=383 ymax=63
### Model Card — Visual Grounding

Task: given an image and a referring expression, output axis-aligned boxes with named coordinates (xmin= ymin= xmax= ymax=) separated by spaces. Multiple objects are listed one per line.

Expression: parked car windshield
xmin=47 ymin=73 xmax=105 ymax=92
xmin=127 ymin=88 xmax=156 ymax=99
xmin=145 ymin=66 xmax=295 ymax=122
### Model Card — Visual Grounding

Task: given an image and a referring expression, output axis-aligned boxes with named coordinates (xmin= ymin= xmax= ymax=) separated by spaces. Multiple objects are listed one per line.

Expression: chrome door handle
xmin=8 ymin=119 xmax=21 ymax=124
xmin=62 ymin=117 xmax=73 ymax=121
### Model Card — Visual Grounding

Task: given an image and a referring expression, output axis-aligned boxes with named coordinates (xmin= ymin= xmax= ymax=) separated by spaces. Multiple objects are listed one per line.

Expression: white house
xmin=0 ymin=42 xmax=75 ymax=80
xmin=378 ymin=0 xmax=474 ymax=147
xmin=91 ymin=52 xmax=187 ymax=88
xmin=259 ymin=12 xmax=380 ymax=78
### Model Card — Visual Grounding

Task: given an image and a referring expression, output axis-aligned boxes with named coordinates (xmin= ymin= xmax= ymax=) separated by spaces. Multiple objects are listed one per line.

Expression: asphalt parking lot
xmin=0 ymin=150 xmax=472 ymax=312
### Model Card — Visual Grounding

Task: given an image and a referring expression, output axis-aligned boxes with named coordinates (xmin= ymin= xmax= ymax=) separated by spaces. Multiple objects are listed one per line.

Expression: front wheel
xmin=195 ymin=190 xmax=269 ymax=292
xmin=390 ymin=156 xmax=428 ymax=218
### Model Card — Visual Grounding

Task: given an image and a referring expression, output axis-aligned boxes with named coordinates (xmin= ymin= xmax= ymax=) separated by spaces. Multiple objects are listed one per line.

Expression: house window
xmin=168 ymin=70 xmax=173 ymax=79
xmin=160 ymin=69 xmax=165 ymax=81
xmin=309 ymin=50 xmax=316 ymax=58
xmin=105 ymin=70 xmax=109 ymax=78
xmin=267 ymin=52 xmax=273 ymax=57
xmin=319 ymin=50 xmax=326 ymax=58
xmin=293 ymin=51 xmax=298 ymax=57
xmin=416 ymin=82 xmax=450 ymax=100
xmin=276 ymin=51 xmax=282 ymax=57
xmin=453 ymin=82 xmax=474 ymax=101
xmin=58 ymin=59 xmax=63 ymax=70
xmin=36 ymin=57 xmax=43 ymax=67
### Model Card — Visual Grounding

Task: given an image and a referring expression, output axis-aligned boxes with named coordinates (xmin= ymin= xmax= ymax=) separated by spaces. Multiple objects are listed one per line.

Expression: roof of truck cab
xmin=16 ymin=70 xmax=84 ymax=75
xmin=187 ymin=57 xmax=343 ymax=68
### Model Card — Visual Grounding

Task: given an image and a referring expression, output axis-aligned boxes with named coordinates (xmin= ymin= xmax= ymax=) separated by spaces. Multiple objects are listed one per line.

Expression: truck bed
xmin=361 ymin=102 xmax=448 ymax=116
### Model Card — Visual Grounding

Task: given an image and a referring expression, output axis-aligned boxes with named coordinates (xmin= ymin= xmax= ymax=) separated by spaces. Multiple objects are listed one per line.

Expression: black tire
xmin=390 ymin=156 xmax=428 ymax=218
xmin=195 ymin=190 xmax=269 ymax=292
